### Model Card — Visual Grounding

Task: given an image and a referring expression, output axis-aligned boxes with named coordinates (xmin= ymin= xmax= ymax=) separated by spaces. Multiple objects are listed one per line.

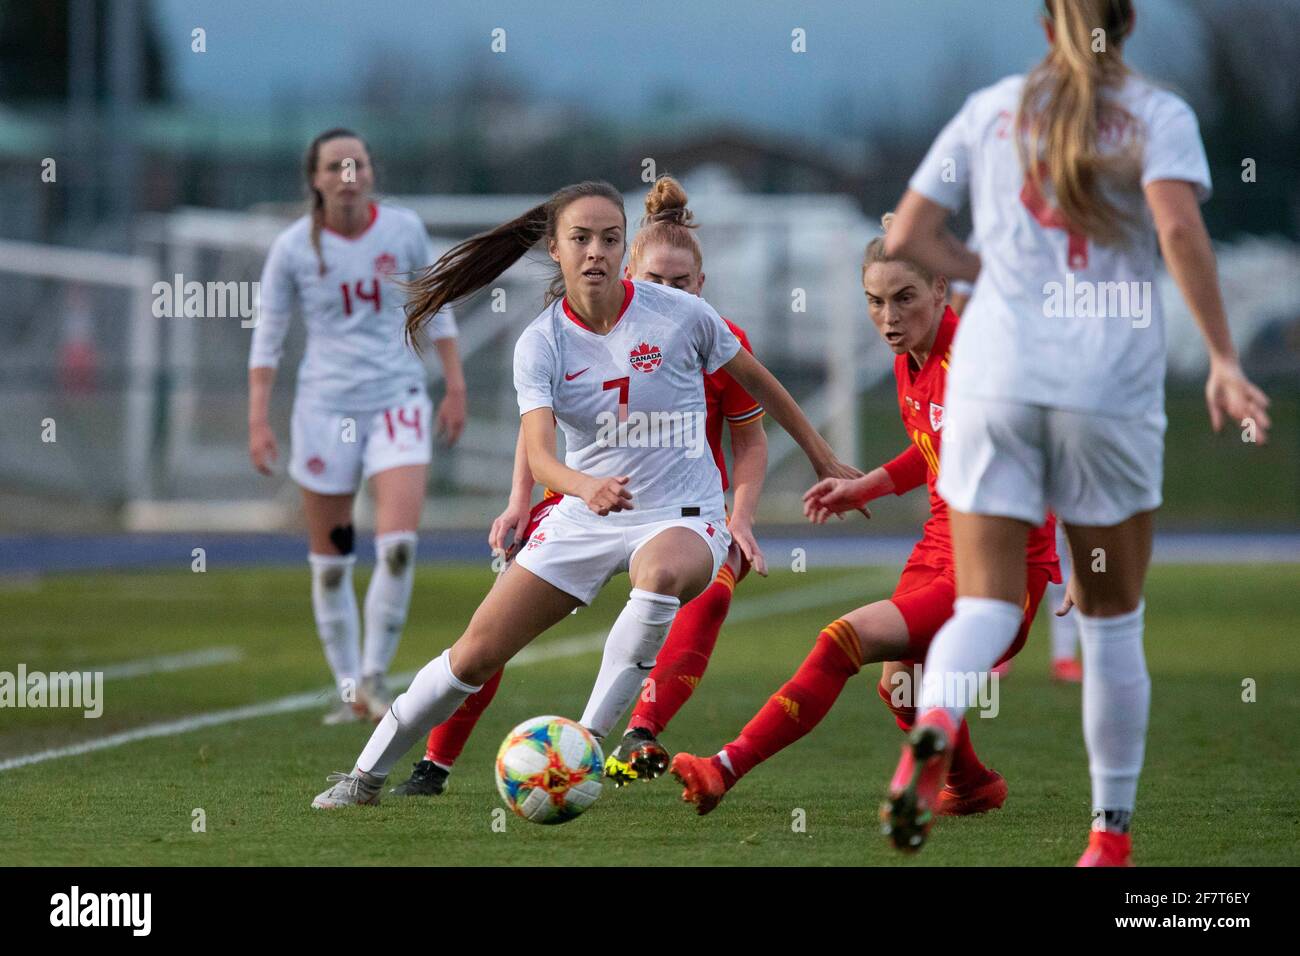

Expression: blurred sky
xmin=154 ymin=0 xmax=1211 ymax=138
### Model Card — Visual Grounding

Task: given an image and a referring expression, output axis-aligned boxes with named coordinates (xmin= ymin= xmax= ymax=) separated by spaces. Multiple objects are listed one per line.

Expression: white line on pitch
xmin=0 ymin=572 xmax=879 ymax=773
xmin=96 ymin=646 xmax=246 ymax=679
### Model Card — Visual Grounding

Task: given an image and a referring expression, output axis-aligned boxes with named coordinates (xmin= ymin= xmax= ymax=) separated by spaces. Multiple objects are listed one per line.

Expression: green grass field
xmin=1 ymin=563 xmax=1296 ymax=866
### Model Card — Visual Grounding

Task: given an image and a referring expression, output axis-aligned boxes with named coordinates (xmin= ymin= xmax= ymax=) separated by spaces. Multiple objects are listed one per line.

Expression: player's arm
xmin=1145 ymin=179 xmax=1270 ymax=442
xmin=247 ymin=366 xmax=278 ymax=475
xmin=802 ymin=445 xmax=923 ymax=523
xmin=247 ymin=234 xmax=295 ymax=475
xmin=720 ymin=348 xmax=860 ymax=483
xmin=430 ymin=335 xmax=468 ymax=447
xmin=883 ymin=190 xmax=980 ymax=284
xmin=520 ymin=408 xmax=631 ymax=517
xmin=726 ymin=415 xmax=768 ymax=576
xmin=489 ymin=426 xmax=537 ymax=556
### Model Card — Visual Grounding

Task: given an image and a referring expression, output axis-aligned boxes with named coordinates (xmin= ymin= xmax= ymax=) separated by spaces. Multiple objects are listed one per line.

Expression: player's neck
xmin=908 ymin=314 xmax=943 ymax=370
xmin=566 ymin=281 xmax=625 ymax=334
xmin=322 ymin=200 xmax=371 ymax=238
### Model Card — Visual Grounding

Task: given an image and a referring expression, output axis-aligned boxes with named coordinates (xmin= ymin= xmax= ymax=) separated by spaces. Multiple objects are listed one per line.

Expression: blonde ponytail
xmin=1018 ymin=0 xmax=1142 ymax=248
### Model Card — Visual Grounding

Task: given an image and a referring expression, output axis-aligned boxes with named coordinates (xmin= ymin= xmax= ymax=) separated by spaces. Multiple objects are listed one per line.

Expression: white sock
xmin=580 ymin=589 xmax=680 ymax=739
xmin=1078 ymin=601 xmax=1149 ymax=820
xmin=362 ymin=531 xmax=418 ymax=678
xmin=1047 ymin=579 xmax=1079 ymax=661
xmin=309 ymin=553 xmax=360 ymax=700
xmin=919 ymin=596 xmax=1022 ymax=726
xmin=356 ymin=649 xmax=481 ymax=777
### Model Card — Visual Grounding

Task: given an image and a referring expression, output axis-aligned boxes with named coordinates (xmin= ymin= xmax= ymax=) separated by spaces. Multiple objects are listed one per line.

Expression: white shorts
xmin=936 ymin=395 xmax=1165 ymax=527
xmin=513 ymin=508 xmax=731 ymax=605
xmin=289 ymin=391 xmax=434 ymax=495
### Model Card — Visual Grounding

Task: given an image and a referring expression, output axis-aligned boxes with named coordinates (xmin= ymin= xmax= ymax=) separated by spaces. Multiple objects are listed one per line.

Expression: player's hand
xmin=580 ymin=475 xmax=633 ymax=517
xmin=1055 ymin=580 xmax=1076 ymax=617
xmin=437 ymin=388 xmax=467 ymax=447
xmin=802 ymin=476 xmax=872 ymax=524
xmin=489 ymin=498 xmax=532 ymax=559
xmin=1205 ymin=358 xmax=1270 ymax=445
xmin=249 ymin=421 xmax=278 ymax=475
xmin=728 ymin=517 xmax=768 ymax=577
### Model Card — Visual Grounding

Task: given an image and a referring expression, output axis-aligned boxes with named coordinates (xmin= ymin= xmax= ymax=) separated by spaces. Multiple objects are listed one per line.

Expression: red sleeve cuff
xmin=882 ymin=445 xmax=929 ymax=495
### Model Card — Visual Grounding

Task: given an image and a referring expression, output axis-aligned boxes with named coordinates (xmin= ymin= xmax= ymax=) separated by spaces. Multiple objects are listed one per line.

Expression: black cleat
xmin=603 ymin=728 xmax=670 ymax=787
xmin=388 ymin=760 xmax=449 ymax=797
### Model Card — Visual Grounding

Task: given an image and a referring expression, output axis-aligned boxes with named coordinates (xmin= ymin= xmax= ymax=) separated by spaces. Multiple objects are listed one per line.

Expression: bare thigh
xmin=369 ymin=464 xmax=427 ymax=535
xmin=628 ymin=527 xmax=715 ymax=604
xmin=1062 ymin=510 xmax=1153 ymax=617
xmin=448 ymin=562 xmax=582 ymax=685
xmin=839 ymin=599 xmax=912 ymax=664
xmin=301 ymin=488 xmax=356 ymax=554
xmin=950 ymin=510 xmax=1032 ymax=604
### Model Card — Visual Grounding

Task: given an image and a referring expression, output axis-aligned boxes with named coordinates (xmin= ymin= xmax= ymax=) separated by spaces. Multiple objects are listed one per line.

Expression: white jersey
xmin=249 ymin=202 xmax=457 ymax=413
xmin=909 ymin=73 xmax=1212 ymax=415
xmin=513 ymin=280 xmax=741 ymax=526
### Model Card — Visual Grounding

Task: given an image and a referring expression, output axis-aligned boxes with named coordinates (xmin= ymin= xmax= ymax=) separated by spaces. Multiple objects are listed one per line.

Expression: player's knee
xmin=632 ymin=563 xmax=682 ymax=597
xmin=328 ymin=523 xmax=355 ymax=556
xmin=383 ymin=538 xmax=413 ymax=575
xmin=319 ymin=566 xmax=345 ymax=589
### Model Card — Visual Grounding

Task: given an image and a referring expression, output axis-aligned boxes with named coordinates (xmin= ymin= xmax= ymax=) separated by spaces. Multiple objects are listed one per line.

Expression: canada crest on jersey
xmin=373 ymin=252 xmax=398 ymax=276
xmin=929 ymin=402 xmax=945 ymax=432
xmin=629 ymin=341 xmax=663 ymax=373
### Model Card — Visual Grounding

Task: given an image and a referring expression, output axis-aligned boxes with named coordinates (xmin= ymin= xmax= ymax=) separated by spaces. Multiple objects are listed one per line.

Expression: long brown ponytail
xmin=1018 ymin=0 xmax=1141 ymax=247
xmin=303 ymin=127 xmax=370 ymax=276
xmin=402 ymin=180 xmax=626 ymax=347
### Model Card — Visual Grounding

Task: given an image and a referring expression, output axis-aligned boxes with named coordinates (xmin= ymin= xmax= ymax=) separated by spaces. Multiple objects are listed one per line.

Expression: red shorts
xmin=505 ymin=492 xmax=564 ymax=561
xmin=890 ymin=560 xmax=1053 ymax=666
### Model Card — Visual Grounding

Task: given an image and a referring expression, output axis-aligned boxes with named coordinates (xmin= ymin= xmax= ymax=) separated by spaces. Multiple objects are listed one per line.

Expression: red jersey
xmin=704 ymin=318 xmax=763 ymax=491
xmin=881 ymin=307 xmax=1059 ymax=577
xmin=540 ymin=316 xmax=761 ymax=500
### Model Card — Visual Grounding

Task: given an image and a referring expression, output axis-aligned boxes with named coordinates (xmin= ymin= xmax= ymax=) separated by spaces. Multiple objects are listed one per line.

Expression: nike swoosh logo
xmin=565 ymin=367 xmax=591 ymax=381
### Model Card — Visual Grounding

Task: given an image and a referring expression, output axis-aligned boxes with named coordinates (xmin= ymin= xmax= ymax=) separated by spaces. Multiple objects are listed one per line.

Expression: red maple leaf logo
xmin=629 ymin=342 xmax=663 ymax=373
xmin=373 ymin=252 xmax=398 ymax=276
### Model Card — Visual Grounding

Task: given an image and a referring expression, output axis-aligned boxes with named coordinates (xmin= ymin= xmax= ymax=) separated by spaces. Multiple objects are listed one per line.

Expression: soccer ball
xmin=495 ymin=715 xmax=604 ymax=825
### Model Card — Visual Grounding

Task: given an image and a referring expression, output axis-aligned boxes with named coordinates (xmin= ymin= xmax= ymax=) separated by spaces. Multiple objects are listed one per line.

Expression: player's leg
xmin=1048 ymin=523 xmax=1082 ymax=682
xmin=360 ymin=463 xmax=426 ymax=718
xmin=671 ymin=598 xmax=909 ymax=815
xmin=608 ymin=540 xmax=746 ymax=785
xmin=1063 ymin=511 xmax=1154 ymax=867
xmin=312 ymin=563 xmax=582 ymax=807
xmin=580 ymin=524 xmax=717 ymax=751
xmin=303 ymin=487 xmax=365 ymax=724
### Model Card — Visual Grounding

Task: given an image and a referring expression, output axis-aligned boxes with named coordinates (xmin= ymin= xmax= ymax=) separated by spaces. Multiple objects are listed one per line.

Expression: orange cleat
xmin=1076 ymin=830 xmax=1133 ymax=867
xmin=936 ymin=768 xmax=1008 ymax=816
xmin=669 ymin=752 xmax=727 ymax=816
xmin=881 ymin=709 xmax=956 ymax=852
xmin=1051 ymin=658 xmax=1084 ymax=683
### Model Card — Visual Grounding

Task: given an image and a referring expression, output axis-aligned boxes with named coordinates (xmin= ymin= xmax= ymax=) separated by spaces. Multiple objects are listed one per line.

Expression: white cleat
xmin=361 ymin=674 xmax=391 ymax=723
xmin=311 ymin=770 xmax=385 ymax=809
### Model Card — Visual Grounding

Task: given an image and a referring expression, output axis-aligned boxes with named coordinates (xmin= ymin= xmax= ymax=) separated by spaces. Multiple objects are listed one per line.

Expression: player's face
xmin=863 ymin=260 xmax=945 ymax=356
xmin=550 ymin=197 xmax=626 ymax=296
xmin=312 ymin=137 xmax=374 ymax=207
xmin=628 ymin=244 xmax=703 ymax=295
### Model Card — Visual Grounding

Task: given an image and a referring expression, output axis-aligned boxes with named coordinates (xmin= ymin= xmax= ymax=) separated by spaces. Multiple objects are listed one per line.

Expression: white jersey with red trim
xmin=249 ymin=202 xmax=457 ymax=413
xmin=909 ymin=74 xmax=1211 ymax=415
xmin=513 ymin=279 xmax=742 ymax=526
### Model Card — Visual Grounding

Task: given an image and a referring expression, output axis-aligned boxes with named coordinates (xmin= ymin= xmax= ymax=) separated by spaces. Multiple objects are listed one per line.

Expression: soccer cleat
xmin=881 ymin=710 xmax=955 ymax=852
xmin=388 ymin=760 xmax=449 ymax=797
xmin=991 ymin=659 xmax=1014 ymax=679
xmin=321 ymin=697 xmax=370 ymax=726
xmin=936 ymin=768 xmax=1008 ymax=816
xmin=310 ymin=770 xmax=384 ymax=809
xmin=1051 ymin=658 xmax=1084 ymax=683
xmin=603 ymin=727 xmax=670 ymax=787
xmin=669 ymin=752 xmax=727 ymax=816
xmin=1076 ymin=830 xmax=1133 ymax=867
xmin=361 ymin=674 xmax=391 ymax=722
